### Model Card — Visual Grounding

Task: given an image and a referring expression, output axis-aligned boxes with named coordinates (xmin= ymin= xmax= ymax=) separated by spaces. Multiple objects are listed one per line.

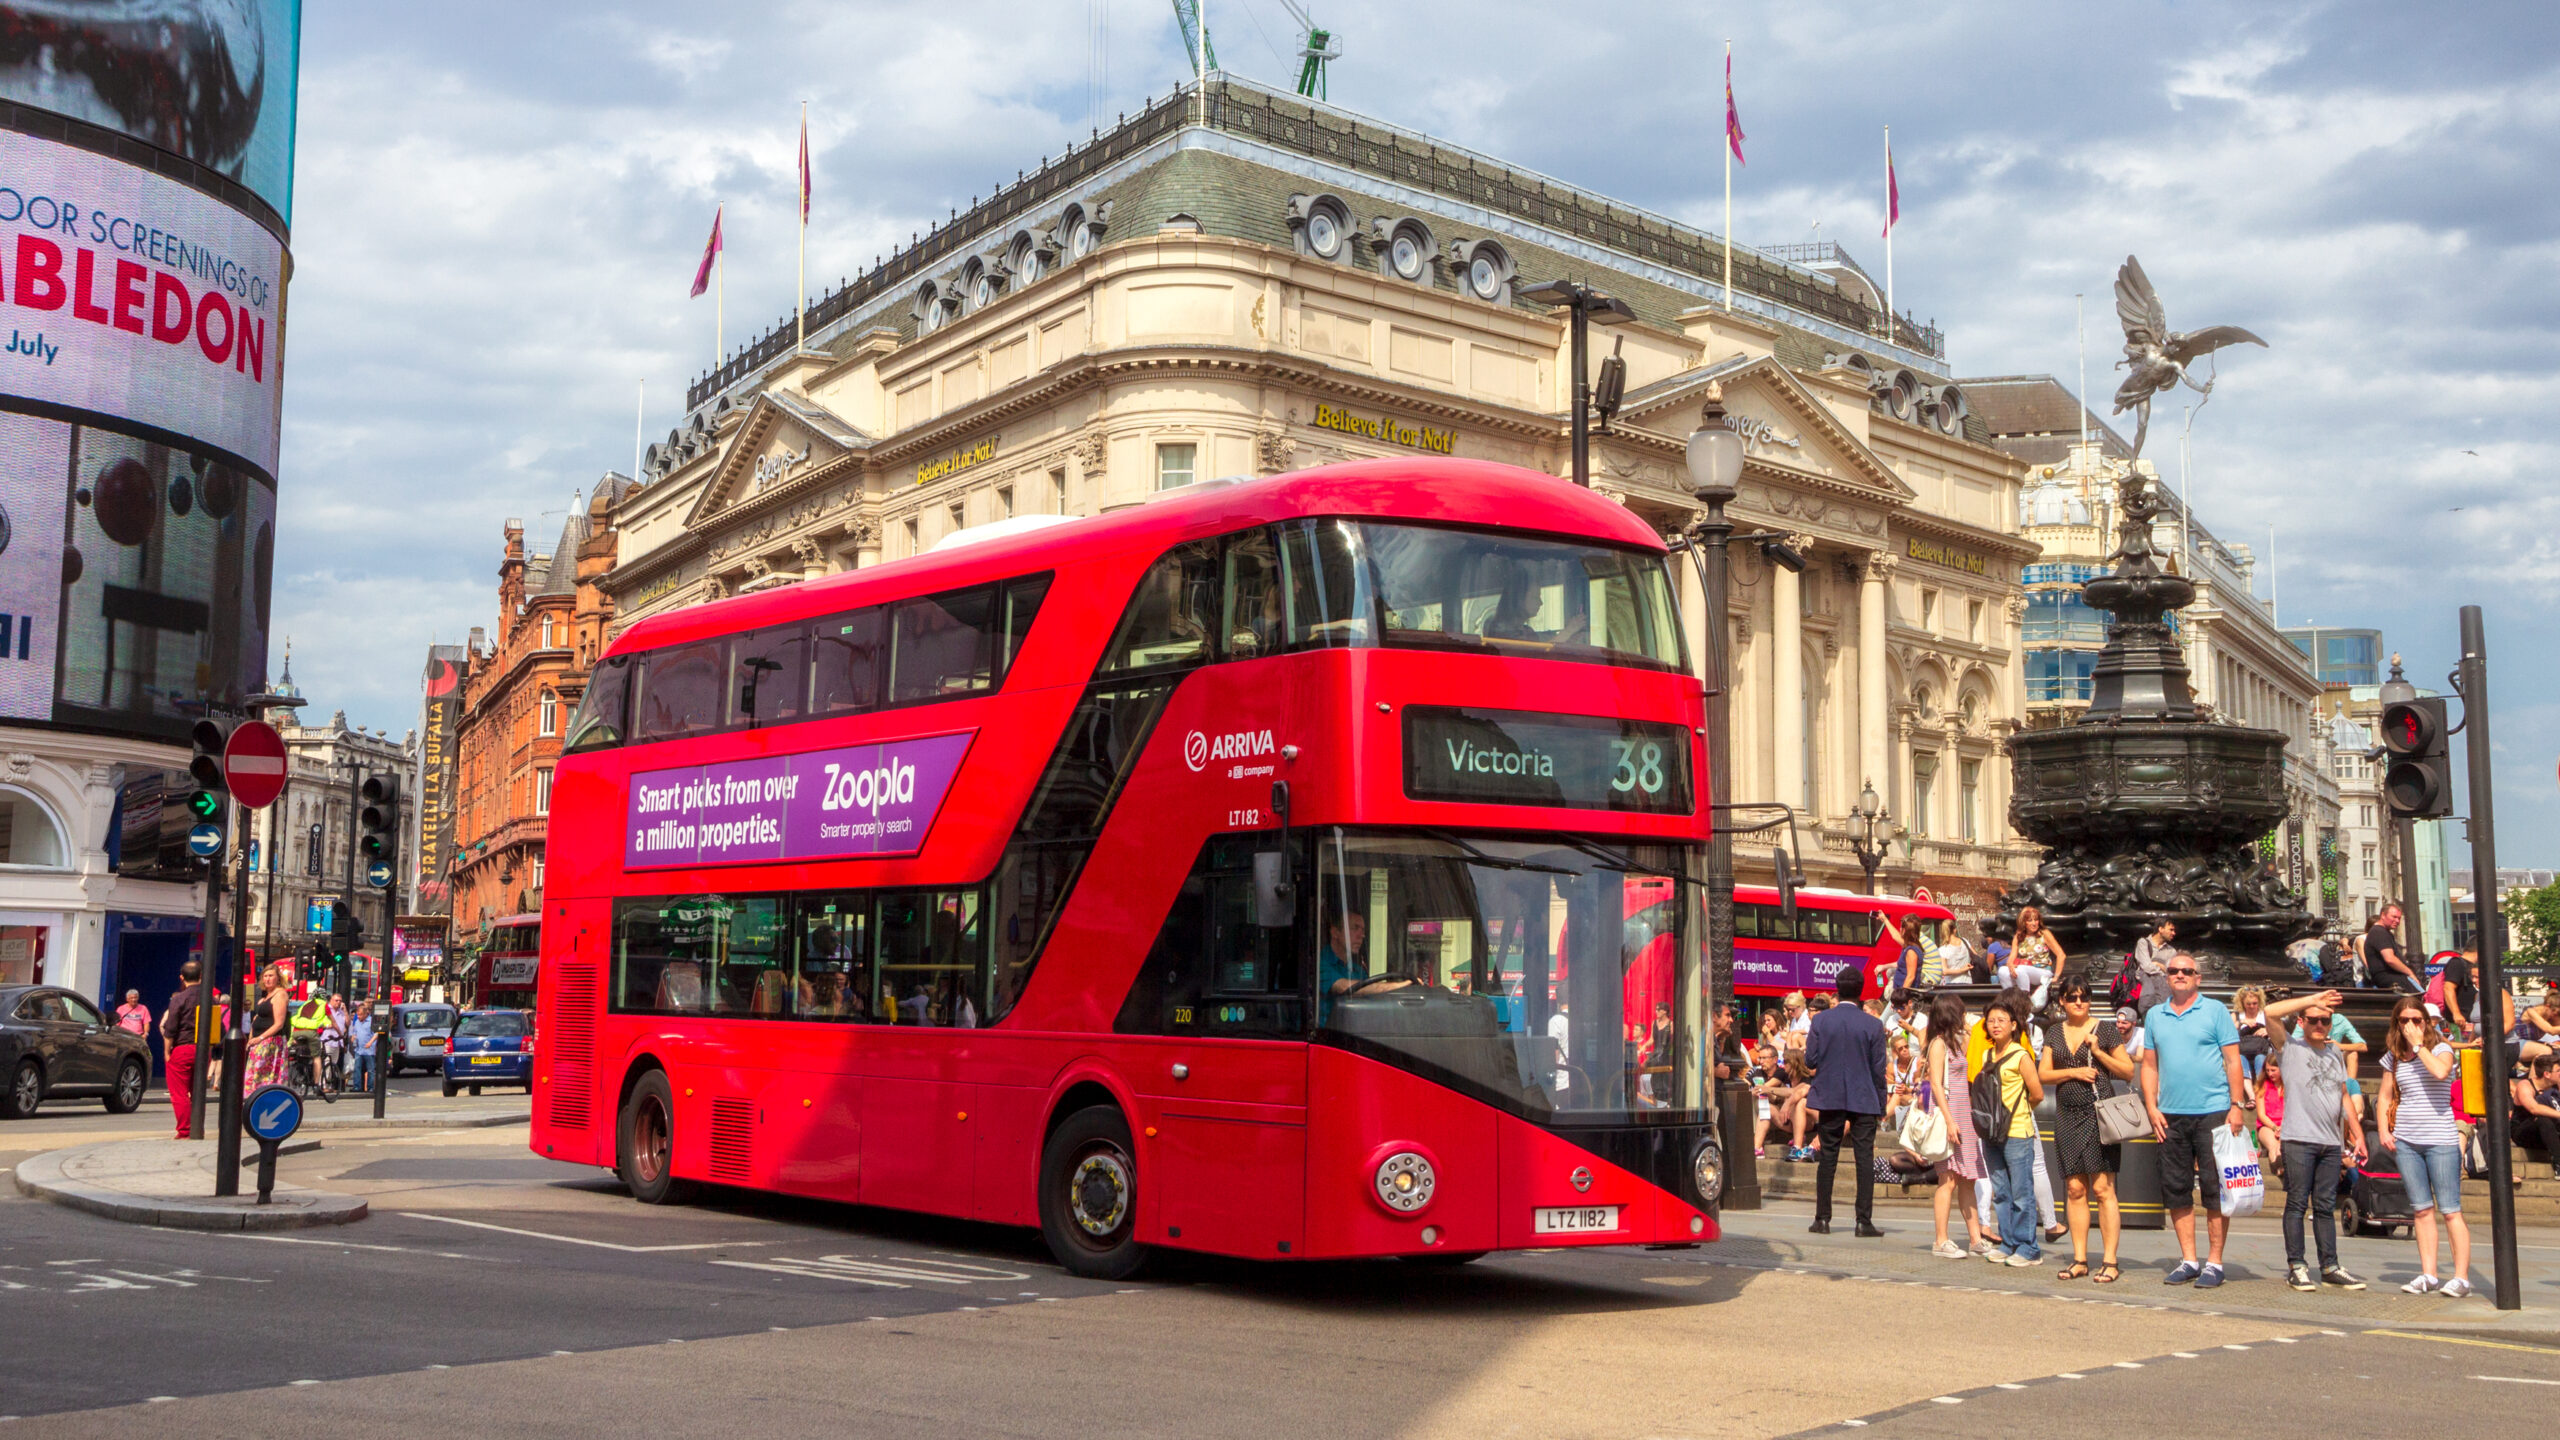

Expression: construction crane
xmin=1170 ymin=0 xmax=1217 ymax=77
xmin=1276 ymin=0 xmax=1339 ymax=99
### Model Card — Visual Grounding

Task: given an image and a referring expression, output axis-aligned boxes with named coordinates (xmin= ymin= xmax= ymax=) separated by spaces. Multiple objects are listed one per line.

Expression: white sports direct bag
xmin=1897 ymin=1082 xmax=1952 ymax=1162
xmin=2211 ymin=1126 xmax=2267 ymax=1218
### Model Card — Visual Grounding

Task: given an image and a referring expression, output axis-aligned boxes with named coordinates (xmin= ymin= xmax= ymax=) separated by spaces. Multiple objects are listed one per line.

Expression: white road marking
xmin=400 ymin=1212 xmax=769 ymax=1253
xmin=2055 ymin=1372 xmax=2086 ymax=1380
xmin=709 ymin=1260 xmax=905 ymax=1289
xmin=1928 ymin=1396 xmax=1962 ymax=1405
xmin=222 ymin=1233 xmax=485 ymax=1261
xmin=1994 ymin=1383 xmax=2026 ymax=1390
xmin=2476 ymin=1375 xmax=2560 ymax=1386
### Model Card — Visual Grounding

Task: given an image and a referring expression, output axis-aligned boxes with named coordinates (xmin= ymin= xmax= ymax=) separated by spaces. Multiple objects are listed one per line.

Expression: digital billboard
xmin=0 ymin=404 xmax=274 ymax=736
xmin=0 ymin=0 xmax=300 ymax=223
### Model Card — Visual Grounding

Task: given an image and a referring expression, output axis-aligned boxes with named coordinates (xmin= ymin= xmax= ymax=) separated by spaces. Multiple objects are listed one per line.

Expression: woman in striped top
xmin=2380 ymin=995 xmax=2471 ymax=1297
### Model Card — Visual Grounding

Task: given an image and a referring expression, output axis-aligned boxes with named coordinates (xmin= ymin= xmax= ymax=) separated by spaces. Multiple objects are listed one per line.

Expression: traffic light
xmin=359 ymin=773 xmax=400 ymax=861
xmin=2378 ymin=695 xmax=2454 ymax=819
xmin=186 ymin=716 xmax=230 ymax=843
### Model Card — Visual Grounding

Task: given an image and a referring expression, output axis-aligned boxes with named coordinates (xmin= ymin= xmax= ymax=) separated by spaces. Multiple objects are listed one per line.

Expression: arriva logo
xmin=820 ymin=757 xmax=917 ymax=814
xmin=1184 ymin=728 xmax=1275 ymax=772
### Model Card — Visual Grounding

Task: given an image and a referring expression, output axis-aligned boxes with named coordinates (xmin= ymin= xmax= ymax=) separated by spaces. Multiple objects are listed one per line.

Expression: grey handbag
xmin=2089 ymin=1025 xmax=2150 ymax=1145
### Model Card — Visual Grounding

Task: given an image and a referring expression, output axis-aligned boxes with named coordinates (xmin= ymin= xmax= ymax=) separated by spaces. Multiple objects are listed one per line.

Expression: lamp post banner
xmin=624 ymin=731 xmax=974 ymax=869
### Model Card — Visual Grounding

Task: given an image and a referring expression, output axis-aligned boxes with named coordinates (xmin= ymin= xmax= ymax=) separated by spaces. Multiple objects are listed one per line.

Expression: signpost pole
xmin=2457 ymin=605 xmax=2520 ymax=1310
xmin=189 ymin=828 xmax=221 ymax=1150
xmin=373 ymin=942 xmax=391 ymax=1120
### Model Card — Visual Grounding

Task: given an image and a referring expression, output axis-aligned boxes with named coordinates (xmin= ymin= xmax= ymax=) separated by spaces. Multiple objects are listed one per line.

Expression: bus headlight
xmin=1374 ymin=1151 xmax=1436 ymax=1213
xmin=1691 ymin=1140 xmax=1725 ymax=1206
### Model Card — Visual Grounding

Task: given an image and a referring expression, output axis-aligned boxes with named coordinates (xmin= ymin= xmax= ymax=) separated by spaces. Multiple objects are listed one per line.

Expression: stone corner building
xmin=449 ymin=482 xmax=630 ymax=938
xmin=602 ymin=77 xmax=2042 ymax=915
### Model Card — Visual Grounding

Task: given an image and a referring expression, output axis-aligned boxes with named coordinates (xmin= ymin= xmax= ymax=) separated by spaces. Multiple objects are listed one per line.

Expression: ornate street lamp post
xmin=1848 ymin=779 xmax=1894 ymax=896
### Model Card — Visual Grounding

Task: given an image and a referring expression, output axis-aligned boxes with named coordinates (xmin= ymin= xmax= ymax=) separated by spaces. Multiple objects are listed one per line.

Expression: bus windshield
xmin=1315 ymin=830 xmax=1702 ymax=1122
xmin=1283 ymin=520 xmax=1687 ymax=671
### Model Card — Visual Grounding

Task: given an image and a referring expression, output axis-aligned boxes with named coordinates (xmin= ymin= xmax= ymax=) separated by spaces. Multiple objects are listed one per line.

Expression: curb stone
xmin=11 ymin=1142 xmax=368 ymax=1231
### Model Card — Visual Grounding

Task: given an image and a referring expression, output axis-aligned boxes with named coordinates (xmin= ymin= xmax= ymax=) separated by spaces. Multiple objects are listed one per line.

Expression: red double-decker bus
xmin=529 ymin=458 xmax=1721 ymax=1275
xmin=1730 ymin=885 xmax=1958 ymax=1011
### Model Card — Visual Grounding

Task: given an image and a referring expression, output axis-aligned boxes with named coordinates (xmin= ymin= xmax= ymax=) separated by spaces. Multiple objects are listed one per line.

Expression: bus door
xmin=1123 ymin=836 xmax=1309 ymax=1259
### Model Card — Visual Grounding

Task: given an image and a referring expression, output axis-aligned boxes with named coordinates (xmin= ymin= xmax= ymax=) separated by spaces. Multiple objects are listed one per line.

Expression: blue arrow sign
xmin=365 ymin=859 xmax=393 ymax=889
xmin=186 ymin=823 xmax=223 ymax=858
xmin=246 ymin=1083 xmax=303 ymax=1143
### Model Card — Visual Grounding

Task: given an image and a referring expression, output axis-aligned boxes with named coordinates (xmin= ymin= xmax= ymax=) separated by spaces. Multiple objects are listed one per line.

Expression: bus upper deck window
xmin=891 ymin=586 xmax=1001 ymax=702
xmin=1102 ymin=540 xmax=1219 ymax=673
xmin=1279 ymin=520 xmax=1373 ymax=648
xmin=811 ymin=610 xmax=886 ymax=715
xmin=729 ymin=625 xmax=809 ymax=730
xmin=1222 ymin=530 xmax=1283 ymax=659
xmin=563 ymin=654 xmax=631 ymax=753
xmin=632 ymin=640 xmax=727 ymax=742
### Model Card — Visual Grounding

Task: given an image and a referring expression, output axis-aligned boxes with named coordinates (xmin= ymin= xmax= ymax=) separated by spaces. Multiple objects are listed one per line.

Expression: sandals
xmin=2092 ymin=1263 xmax=2120 ymax=1284
xmin=2056 ymin=1261 xmax=2090 ymax=1281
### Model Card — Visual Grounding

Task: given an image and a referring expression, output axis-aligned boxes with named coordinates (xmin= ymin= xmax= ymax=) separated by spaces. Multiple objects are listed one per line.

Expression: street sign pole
xmin=244 ymin=1082 xmax=303 ymax=1204
xmin=210 ymin=717 xmax=287 ymax=1195
xmin=189 ymin=821 xmax=222 ymax=1149
xmin=2457 ymin=605 xmax=2520 ymax=1311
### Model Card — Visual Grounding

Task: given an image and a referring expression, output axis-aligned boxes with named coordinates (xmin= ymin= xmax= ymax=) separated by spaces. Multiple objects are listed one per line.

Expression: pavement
xmin=2 ymin=1078 xmax=526 ymax=1231
xmin=7 ymin=1098 xmax=2560 ymax=1435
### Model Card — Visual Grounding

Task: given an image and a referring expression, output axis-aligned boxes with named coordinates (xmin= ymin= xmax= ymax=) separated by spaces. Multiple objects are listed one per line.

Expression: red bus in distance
xmin=530 ymin=458 xmax=1721 ymax=1274
xmin=1730 ymin=884 xmax=1958 ymax=1008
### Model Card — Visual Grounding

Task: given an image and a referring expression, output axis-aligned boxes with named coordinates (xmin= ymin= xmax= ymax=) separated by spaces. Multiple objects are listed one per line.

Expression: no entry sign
xmin=224 ymin=720 xmax=288 ymax=809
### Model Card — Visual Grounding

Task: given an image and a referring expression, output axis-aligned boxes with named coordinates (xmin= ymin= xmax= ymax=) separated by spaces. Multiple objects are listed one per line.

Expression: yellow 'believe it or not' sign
xmin=917 ymin=437 xmax=998 ymax=485
xmin=1906 ymin=536 xmax=1988 ymax=575
xmin=1312 ymin=403 xmax=1455 ymax=455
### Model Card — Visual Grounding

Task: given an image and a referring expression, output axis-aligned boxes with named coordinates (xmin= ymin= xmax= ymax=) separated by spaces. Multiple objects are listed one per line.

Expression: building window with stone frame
xmin=1049 ymin=467 xmax=1067 ymax=513
xmin=536 ymin=767 xmax=553 ymax=817
xmin=1156 ymin=442 xmax=1197 ymax=491
xmin=1959 ymin=758 xmax=1981 ymax=843
xmin=538 ymin=688 xmax=558 ymax=737
xmin=1911 ymin=753 xmax=1937 ymax=838
xmin=540 ymin=615 xmax=555 ymax=649
xmin=1919 ymin=589 xmax=1938 ymax=634
xmin=996 ymin=483 xmax=1015 ymax=519
xmin=904 ymin=517 xmax=920 ymax=557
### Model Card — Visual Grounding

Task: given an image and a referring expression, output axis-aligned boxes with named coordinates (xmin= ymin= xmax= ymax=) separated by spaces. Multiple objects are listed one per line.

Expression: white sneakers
xmin=2441 ymin=1277 xmax=2474 ymax=1299
xmin=2401 ymin=1274 xmax=2441 ymax=1294
xmin=1932 ymin=1239 xmax=1967 ymax=1260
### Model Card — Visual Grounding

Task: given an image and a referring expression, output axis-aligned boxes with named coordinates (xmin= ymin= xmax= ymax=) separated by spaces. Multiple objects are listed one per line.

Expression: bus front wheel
xmin=617 ymin=1070 xmax=698 ymax=1206
xmin=1040 ymin=1106 xmax=1149 ymax=1280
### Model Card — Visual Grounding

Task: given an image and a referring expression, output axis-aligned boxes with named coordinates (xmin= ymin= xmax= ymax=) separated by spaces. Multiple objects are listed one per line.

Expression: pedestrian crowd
xmin=1742 ymin=908 xmax=2535 ymax=1301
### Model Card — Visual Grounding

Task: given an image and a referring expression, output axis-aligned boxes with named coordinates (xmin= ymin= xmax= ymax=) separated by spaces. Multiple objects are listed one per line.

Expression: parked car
xmin=0 ymin=985 xmax=150 ymax=1117
xmin=387 ymin=1003 xmax=460 ymax=1075
xmin=440 ymin=1009 xmax=533 ymax=1097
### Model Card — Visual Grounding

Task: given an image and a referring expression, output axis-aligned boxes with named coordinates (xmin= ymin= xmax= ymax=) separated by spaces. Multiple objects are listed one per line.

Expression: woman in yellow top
xmin=1979 ymin=991 xmax=2047 ymax=1267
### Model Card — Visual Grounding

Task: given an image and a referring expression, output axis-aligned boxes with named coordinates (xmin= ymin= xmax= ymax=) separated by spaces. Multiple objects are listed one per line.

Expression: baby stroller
xmin=2337 ymin=1117 xmax=2415 ymax=1239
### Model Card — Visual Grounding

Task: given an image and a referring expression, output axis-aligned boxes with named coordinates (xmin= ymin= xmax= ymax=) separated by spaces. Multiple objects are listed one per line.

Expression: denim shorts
xmin=2399 ymin=1139 xmax=2463 ymax=1214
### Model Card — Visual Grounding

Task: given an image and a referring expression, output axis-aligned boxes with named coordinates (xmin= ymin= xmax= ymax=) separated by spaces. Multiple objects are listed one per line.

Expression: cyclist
xmin=287 ymin=992 xmax=334 ymax=1096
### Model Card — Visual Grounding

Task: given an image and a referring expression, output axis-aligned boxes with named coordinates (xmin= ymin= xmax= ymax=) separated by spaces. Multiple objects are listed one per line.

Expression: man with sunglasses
xmin=2274 ymin=990 xmax=2367 ymax=1291
xmin=2140 ymin=952 xmax=2248 ymax=1288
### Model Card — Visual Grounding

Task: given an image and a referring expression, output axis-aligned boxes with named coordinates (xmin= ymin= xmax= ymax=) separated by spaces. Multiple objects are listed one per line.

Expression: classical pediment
xmin=1616 ymin=353 xmax=1917 ymax=503
xmin=687 ymin=391 xmax=871 ymax=527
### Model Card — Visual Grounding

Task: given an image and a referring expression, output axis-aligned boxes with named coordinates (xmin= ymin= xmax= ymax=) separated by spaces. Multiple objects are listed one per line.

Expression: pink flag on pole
xmin=798 ymin=114 xmax=811 ymax=223
xmin=690 ymin=205 xmax=724 ymax=298
xmin=1881 ymin=138 xmax=1899 ymax=237
xmin=1725 ymin=52 xmax=1745 ymax=165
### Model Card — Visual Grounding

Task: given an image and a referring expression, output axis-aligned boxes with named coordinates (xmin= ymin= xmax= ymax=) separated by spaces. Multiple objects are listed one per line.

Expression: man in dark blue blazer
xmin=1803 ymin=963 xmax=1890 ymax=1236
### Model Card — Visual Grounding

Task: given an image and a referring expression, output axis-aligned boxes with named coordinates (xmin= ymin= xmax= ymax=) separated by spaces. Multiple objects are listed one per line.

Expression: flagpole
xmin=717 ymin=238 xmax=725 ymax=367
xmin=1884 ymin=126 xmax=1904 ymax=338
xmin=633 ymin=378 xmax=644 ymax=482
xmin=1722 ymin=40 xmax=1733 ymax=312
xmin=2075 ymin=292 xmax=2089 ymax=459
xmin=797 ymin=101 xmax=808 ymax=356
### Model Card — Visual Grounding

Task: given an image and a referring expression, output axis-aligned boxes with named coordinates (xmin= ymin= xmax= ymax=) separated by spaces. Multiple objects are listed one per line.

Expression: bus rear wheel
xmin=617 ymin=1069 xmax=697 ymax=1205
xmin=1040 ymin=1106 xmax=1148 ymax=1279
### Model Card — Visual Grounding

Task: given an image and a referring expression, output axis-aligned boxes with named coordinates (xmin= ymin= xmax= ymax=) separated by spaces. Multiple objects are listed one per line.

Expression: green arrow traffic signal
xmin=187 ymin=788 xmax=223 ymax=821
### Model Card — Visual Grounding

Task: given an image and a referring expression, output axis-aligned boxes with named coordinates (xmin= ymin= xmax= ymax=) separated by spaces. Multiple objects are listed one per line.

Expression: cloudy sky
xmin=276 ymin=0 xmax=2559 ymax=866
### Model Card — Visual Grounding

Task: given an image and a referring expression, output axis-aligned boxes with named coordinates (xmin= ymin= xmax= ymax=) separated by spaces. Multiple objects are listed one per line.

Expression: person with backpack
xmin=2128 ymin=919 xmax=2176 ymax=1015
xmin=1975 ymin=989 xmax=2046 ymax=1266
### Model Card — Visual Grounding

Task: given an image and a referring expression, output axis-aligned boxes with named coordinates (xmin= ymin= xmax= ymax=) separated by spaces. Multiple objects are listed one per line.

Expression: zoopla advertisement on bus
xmin=0 ymin=129 xmax=287 ymax=473
xmin=624 ymin=732 xmax=975 ymax=869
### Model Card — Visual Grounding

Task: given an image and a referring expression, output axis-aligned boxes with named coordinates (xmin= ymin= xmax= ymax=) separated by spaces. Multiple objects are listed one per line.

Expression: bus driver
xmin=1320 ymin=910 xmax=1420 ymax=1022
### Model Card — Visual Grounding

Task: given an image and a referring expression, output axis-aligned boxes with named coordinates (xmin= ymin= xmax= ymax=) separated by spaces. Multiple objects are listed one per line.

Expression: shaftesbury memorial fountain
xmin=1993 ymin=257 xmax=2319 ymax=986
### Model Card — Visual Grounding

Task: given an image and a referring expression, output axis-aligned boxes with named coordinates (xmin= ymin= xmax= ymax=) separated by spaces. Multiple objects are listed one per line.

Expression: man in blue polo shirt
xmin=2140 ymin=951 xmax=2246 ymax=1288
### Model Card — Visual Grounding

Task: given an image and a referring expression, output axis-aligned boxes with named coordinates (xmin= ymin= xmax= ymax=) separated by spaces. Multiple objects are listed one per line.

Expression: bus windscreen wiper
xmin=1424 ymin=829 xmax=1579 ymax=877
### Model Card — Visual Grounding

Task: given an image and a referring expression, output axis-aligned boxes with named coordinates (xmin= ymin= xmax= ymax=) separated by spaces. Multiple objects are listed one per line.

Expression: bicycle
xmin=284 ymin=1039 xmax=339 ymax=1103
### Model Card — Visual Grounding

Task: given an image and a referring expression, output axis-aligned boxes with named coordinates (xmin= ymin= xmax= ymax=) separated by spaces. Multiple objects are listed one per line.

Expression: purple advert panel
xmin=625 ymin=731 xmax=976 ymax=870
xmin=1733 ymin=945 xmax=1875 ymax=993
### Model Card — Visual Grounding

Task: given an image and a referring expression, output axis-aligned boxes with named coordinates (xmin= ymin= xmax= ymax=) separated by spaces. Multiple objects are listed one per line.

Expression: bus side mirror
xmin=1255 ymin=780 xmax=1294 ymax=927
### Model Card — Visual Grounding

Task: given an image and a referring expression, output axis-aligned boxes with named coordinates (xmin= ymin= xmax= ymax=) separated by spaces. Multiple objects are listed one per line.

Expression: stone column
xmin=1860 ymin=553 xmax=1894 ymax=808
xmin=1772 ymin=536 xmax=1814 ymax=814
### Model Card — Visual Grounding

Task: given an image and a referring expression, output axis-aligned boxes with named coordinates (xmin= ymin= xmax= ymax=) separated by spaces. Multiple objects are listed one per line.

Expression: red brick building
xmin=449 ymin=479 xmax=632 ymax=939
